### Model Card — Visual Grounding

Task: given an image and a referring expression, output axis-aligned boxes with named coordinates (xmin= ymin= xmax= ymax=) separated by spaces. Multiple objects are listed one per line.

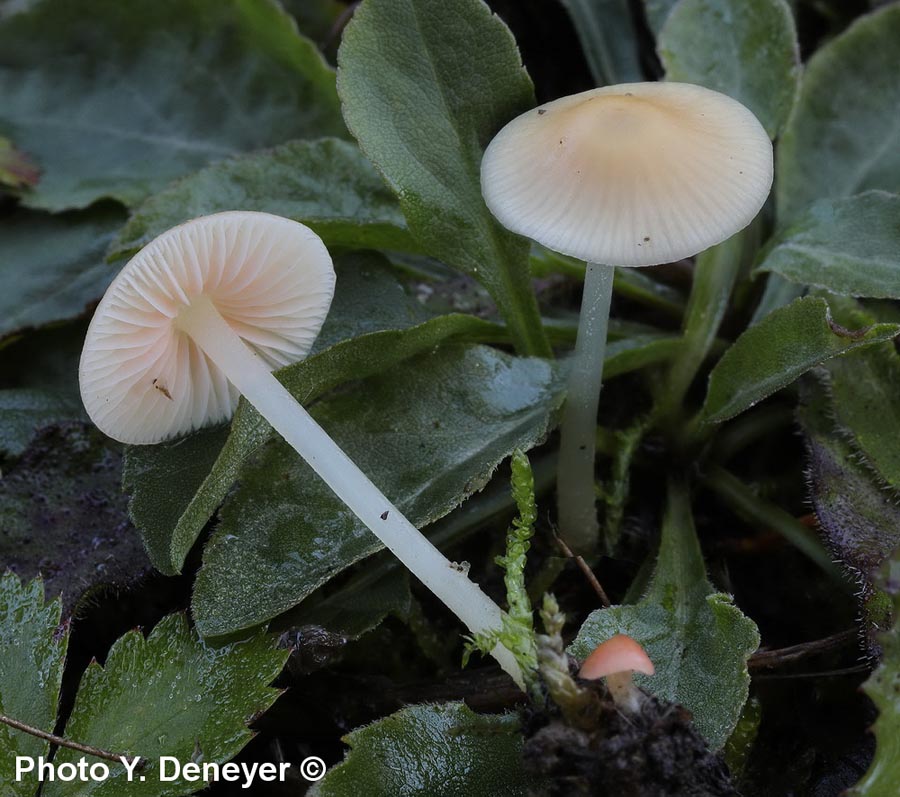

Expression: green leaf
xmin=336 ymin=0 xmax=551 ymax=357
xmin=643 ymin=0 xmax=680 ymax=33
xmin=0 ymin=574 xmax=68 ymax=797
xmin=287 ymin=449 xmax=558 ymax=641
xmin=663 ymin=232 xmax=746 ymax=418
xmin=290 ymin=566 xmax=412 ymax=642
xmin=799 ymin=382 xmax=900 ymax=584
xmin=827 ymin=341 xmax=900 ymax=493
xmin=658 ymin=0 xmax=799 ymax=137
xmin=702 ymin=296 xmax=900 ymax=423
xmin=756 ymin=192 xmax=900 ymax=298
xmin=44 ymin=615 xmax=287 ymax=797
xmin=110 ymin=139 xmax=415 ymax=261
xmin=570 ymin=479 xmax=760 ymax=749
xmin=846 ymin=552 xmax=900 ymax=797
xmin=0 ymin=0 xmax=346 ymax=211
xmin=703 ymin=465 xmax=847 ymax=581
xmin=604 ymin=334 xmax=682 ymax=379
xmin=0 ymin=206 xmax=127 ymax=343
xmin=123 ymin=254 xmax=502 ymax=576
xmin=193 ymin=344 xmax=563 ymax=637
xmin=0 ymin=0 xmax=34 ymax=17
xmin=310 ymin=703 xmax=528 ymax=797
xmin=776 ymin=3 xmax=900 ymax=224
xmin=558 ymin=0 xmax=643 ymax=85
xmin=0 ymin=423 xmax=150 ymax=610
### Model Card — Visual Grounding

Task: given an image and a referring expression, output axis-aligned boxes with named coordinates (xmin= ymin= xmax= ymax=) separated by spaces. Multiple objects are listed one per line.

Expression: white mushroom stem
xmin=177 ymin=296 xmax=524 ymax=688
xmin=556 ymin=262 xmax=615 ymax=555
xmin=606 ymin=671 xmax=642 ymax=713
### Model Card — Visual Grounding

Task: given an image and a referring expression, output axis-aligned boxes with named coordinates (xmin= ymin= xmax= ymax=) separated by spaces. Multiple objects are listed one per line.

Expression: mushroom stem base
xmin=606 ymin=671 xmax=642 ymax=713
xmin=177 ymin=296 xmax=524 ymax=688
xmin=556 ymin=262 xmax=615 ymax=556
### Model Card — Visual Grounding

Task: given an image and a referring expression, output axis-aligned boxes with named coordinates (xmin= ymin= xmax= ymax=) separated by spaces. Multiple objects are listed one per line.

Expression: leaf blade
xmin=192 ymin=344 xmax=563 ymax=637
xmin=756 ymin=191 xmax=900 ymax=298
xmin=0 ymin=0 xmax=346 ymax=211
xmin=776 ymin=3 xmax=900 ymax=224
xmin=110 ymin=138 xmax=415 ymax=261
xmin=45 ymin=615 xmax=287 ymax=797
xmin=570 ymin=479 xmax=760 ymax=749
xmin=702 ymin=296 xmax=900 ymax=423
xmin=336 ymin=0 xmax=550 ymax=356
xmin=659 ymin=0 xmax=799 ymax=138
xmin=311 ymin=703 xmax=528 ymax=797
xmin=0 ymin=574 xmax=69 ymax=797
xmin=558 ymin=0 xmax=643 ymax=85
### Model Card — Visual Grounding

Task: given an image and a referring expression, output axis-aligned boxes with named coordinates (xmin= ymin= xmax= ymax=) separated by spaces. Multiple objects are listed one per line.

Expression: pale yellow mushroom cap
xmin=79 ymin=211 xmax=335 ymax=445
xmin=481 ymin=82 xmax=773 ymax=266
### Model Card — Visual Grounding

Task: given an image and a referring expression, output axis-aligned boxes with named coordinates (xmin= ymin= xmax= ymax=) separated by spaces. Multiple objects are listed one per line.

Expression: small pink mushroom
xmin=579 ymin=634 xmax=655 ymax=712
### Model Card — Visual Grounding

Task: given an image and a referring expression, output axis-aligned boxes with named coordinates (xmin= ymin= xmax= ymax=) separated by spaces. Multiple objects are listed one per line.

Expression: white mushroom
xmin=80 ymin=211 xmax=523 ymax=686
xmin=481 ymin=82 xmax=773 ymax=553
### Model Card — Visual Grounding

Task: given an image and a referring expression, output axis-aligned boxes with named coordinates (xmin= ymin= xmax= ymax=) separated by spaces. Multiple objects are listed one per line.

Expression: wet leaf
xmin=702 ymin=296 xmax=900 ymax=423
xmin=0 ymin=573 xmax=68 ymax=797
xmin=123 ymin=254 xmax=501 ymax=576
xmin=44 ymin=615 xmax=287 ymax=797
xmin=776 ymin=4 xmax=900 ymax=223
xmin=0 ymin=0 xmax=346 ymax=211
xmin=827 ymin=341 xmax=900 ymax=492
xmin=0 ymin=207 xmax=127 ymax=343
xmin=570 ymin=480 xmax=760 ymax=749
xmin=310 ymin=703 xmax=528 ymax=797
xmin=292 ymin=567 xmax=412 ymax=642
xmin=193 ymin=344 xmax=564 ymax=637
xmin=659 ymin=0 xmax=799 ymax=137
xmin=337 ymin=0 xmax=550 ymax=356
xmin=0 ymin=423 xmax=149 ymax=609
xmin=756 ymin=192 xmax=900 ymax=298
xmin=110 ymin=139 xmax=414 ymax=262
xmin=559 ymin=0 xmax=642 ymax=85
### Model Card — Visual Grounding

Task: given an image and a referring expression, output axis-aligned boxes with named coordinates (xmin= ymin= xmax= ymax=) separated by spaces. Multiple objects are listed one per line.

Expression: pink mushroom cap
xmin=579 ymin=634 xmax=655 ymax=680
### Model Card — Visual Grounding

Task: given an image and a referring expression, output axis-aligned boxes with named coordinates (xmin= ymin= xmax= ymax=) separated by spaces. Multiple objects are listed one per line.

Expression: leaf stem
xmin=0 ymin=714 xmax=140 ymax=767
xmin=659 ymin=232 xmax=745 ymax=421
xmin=702 ymin=466 xmax=850 ymax=588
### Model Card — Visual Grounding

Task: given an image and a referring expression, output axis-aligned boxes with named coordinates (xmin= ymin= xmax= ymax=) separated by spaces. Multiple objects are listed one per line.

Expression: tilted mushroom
xmin=79 ymin=211 xmax=523 ymax=686
xmin=481 ymin=82 xmax=773 ymax=554
xmin=579 ymin=633 xmax=655 ymax=712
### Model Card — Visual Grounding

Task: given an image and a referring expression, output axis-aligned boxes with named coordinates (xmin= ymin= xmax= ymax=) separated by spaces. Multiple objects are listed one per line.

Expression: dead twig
xmin=749 ymin=629 xmax=858 ymax=671
xmin=554 ymin=533 xmax=611 ymax=608
xmin=0 ymin=713 xmax=144 ymax=768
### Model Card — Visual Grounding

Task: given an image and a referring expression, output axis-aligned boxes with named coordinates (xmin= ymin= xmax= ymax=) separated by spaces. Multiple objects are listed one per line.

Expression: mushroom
xmin=79 ymin=211 xmax=523 ymax=686
xmin=481 ymin=82 xmax=773 ymax=554
xmin=579 ymin=633 xmax=655 ymax=712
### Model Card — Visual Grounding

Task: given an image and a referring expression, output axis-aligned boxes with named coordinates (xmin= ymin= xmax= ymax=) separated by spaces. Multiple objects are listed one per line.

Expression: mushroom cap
xmin=79 ymin=211 xmax=335 ymax=445
xmin=579 ymin=634 xmax=655 ymax=680
xmin=481 ymin=82 xmax=773 ymax=267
